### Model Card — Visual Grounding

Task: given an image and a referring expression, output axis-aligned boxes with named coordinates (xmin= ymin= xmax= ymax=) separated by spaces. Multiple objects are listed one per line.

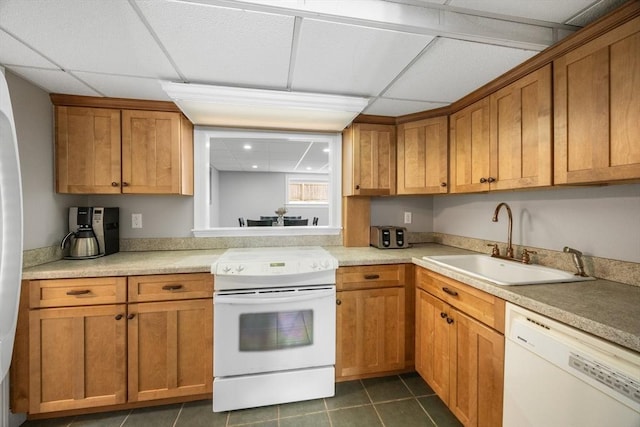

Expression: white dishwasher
xmin=503 ymin=302 xmax=640 ymax=427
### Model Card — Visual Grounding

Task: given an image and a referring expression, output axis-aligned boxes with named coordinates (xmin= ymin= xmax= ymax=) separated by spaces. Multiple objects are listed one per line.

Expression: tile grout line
xmin=360 ymin=378 xmax=387 ymax=427
xmin=170 ymin=403 xmax=184 ymax=427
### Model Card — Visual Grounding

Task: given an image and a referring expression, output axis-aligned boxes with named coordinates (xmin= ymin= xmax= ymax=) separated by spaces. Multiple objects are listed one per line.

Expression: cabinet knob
xmin=480 ymin=177 xmax=487 ymax=183
xmin=336 ymin=299 xmax=342 ymax=306
xmin=122 ymin=182 xmax=129 ymax=187
xmin=111 ymin=182 xmax=119 ymax=187
xmin=446 ymin=317 xmax=454 ymax=324
xmin=487 ymin=177 xmax=496 ymax=183
xmin=440 ymin=182 xmax=447 ymax=187
xmin=440 ymin=312 xmax=447 ymax=318
xmin=127 ymin=313 xmax=136 ymax=320
xmin=355 ymin=184 xmax=360 ymax=190
xmin=115 ymin=314 xmax=123 ymax=320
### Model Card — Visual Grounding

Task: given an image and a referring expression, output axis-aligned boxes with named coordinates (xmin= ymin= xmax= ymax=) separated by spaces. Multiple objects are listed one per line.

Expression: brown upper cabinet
xmin=554 ymin=16 xmax=640 ymax=185
xmin=55 ymin=103 xmax=193 ymax=195
xmin=342 ymin=123 xmax=396 ymax=196
xmin=449 ymin=65 xmax=552 ymax=194
xmin=449 ymin=98 xmax=491 ymax=193
xmin=397 ymin=116 xmax=449 ymax=194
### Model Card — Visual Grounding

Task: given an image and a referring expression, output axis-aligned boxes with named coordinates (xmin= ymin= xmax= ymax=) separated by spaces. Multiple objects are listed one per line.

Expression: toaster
xmin=370 ymin=226 xmax=409 ymax=249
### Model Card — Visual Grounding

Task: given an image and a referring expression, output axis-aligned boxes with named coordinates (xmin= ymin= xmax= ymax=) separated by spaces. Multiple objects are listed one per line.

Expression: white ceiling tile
xmin=385 ymin=38 xmax=537 ymax=103
xmin=0 ymin=30 xmax=57 ymax=69
xmin=291 ymin=19 xmax=434 ymax=96
xmin=73 ymin=72 xmax=171 ymax=101
xmin=448 ymin=0 xmax=597 ymax=23
xmin=5 ymin=66 xmax=101 ymax=96
xmin=135 ymin=0 xmax=294 ymax=88
xmin=364 ymin=98 xmax=449 ymax=117
xmin=0 ymin=0 xmax=179 ymax=79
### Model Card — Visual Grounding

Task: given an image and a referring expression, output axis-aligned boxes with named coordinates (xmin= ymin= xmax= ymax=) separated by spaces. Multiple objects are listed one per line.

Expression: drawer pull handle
xmin=446 ymin=317 xmax=454 ymax=324
xmin=115 ymin=314 xmax=123 ymax=320
xmin=440 ymin=312 xmax=447 ymax=318
xmin=66 ymin=289 xmax=91 ymax=296
xmin=127 ymin=313 xmax=136 ymax=320
xmin=363 ymin=274 xmax=380 ymax=280
xmin=442 ymin=287 xmax=459 ymax=297
xmin=162 ymin=284 xmax=183 ymax=291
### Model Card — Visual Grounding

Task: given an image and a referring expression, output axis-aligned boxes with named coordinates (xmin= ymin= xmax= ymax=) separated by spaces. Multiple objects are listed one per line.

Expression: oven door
xmin=214 ymin=285 xmax=336 ymax=377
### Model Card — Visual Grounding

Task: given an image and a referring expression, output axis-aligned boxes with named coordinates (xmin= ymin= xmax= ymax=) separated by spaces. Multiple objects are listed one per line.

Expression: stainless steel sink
xmin=422 ymin=254 xmax=596 ymax=286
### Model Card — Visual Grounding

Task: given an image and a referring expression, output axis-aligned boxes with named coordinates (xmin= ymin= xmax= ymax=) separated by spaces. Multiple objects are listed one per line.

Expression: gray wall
xmin=218 ymin=171 xmax=329 ymax=227
xmin=371 ymin=196 xmax=433 ymax=232
xmin=6 ymin=71 xmax=84 ymax=250
xmin=432 ymin=184 xmax=640 ymax=263
xmin=87 ymin=195 xmax=194 ymax=238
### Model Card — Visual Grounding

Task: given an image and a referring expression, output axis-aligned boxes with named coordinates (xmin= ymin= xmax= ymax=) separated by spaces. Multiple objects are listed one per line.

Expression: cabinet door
xmin=449 ymin=98 xmax=491 ymax=193
xmin=415 ymin=289 xmax=452 ymax=404
xmin=29 ymin=304 xmax=127 ymax=414
xmin=343 ymin=123 xmax=396 ymax=195
xmin=450 ymin=310 xmax=504 ymax=427
xmin=128 ymin=299 xmax=213 ymax=402
xmin=554 ymin=16 xmax=640 ymax=184
xmin=490 ymin=65 xmax=552 ymax=191
xmin=121 ymin=110 xmax=183 ymax=194
xmin=397 ymin=116 xmax=449 ymax=194
xmin=55 ymin=106 xmax=121 ymax=194
xmin=336 ymin=287 xmax=405 ymax=379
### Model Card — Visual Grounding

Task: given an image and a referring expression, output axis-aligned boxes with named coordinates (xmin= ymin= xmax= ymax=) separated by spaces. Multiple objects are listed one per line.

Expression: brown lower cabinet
xmin=415 ymin=267 xmax=505 ymax=427
xmin=335 ymin=264 xmax=414 ymax=380
xmin=14 ymin=273 xmax=213 ymax=416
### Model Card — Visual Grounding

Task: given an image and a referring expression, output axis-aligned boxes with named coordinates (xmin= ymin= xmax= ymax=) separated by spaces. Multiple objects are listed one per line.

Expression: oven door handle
xmin=215 ymin=289 xmax=335 ymax=305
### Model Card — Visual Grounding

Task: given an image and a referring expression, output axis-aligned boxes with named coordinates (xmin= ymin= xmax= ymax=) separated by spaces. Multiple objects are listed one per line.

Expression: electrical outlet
xmin=404 ymin=212 xmax=412 ymax=224
xmin=132 ymin=213 xmax=143 ymax=229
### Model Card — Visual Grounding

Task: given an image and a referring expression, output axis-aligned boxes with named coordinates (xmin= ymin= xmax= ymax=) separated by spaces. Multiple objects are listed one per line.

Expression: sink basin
xmin=422 ymin=254 xmax=596 ymax=286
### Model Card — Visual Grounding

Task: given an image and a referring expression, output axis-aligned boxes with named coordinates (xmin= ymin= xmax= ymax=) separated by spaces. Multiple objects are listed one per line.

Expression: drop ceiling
xmin=0 ymin=0 xmax=626 ymax=119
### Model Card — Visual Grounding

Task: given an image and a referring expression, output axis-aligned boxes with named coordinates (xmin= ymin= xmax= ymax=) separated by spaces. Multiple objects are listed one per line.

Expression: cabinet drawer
xmin=29 ymin=277 xmax=127 ymax=308
xmin=416 ymin=268 xmax=505 ymax=333
xmin=337 ymin=264 xmax=405 ymax=291
xmin=128 ymin=273 xmax=213 ymax=302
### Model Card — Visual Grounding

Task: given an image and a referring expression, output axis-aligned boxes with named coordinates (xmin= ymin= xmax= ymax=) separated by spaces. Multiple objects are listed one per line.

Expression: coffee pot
xmin=61 ymin=227 xmax=100 ymax=259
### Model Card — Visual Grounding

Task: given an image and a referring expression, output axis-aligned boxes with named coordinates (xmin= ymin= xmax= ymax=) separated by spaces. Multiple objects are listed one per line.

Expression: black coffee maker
xmin=62 ymin=207 xmax=119 ymax=259
xmin=61 ymin=207 xmax=99 ymax=259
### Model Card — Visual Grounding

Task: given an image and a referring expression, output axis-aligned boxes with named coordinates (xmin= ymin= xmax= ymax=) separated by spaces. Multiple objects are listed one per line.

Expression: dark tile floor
xmin=21 ymin=373 xmax=462 ymax=427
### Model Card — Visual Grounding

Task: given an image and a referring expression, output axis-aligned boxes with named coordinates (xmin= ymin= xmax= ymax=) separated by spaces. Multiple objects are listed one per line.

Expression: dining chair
xmin=238 ymin=217 xmax=245 ymax=227
xmin=312 ymin=217 xmax=318 ymax=226
xmin=284 ymin=216 xmax=302 ymax=219
xmin=284 ymin=218 xmax=308 ymax=226
xmin=247 ymin=219 xmax=273 ymax=227
xmin=260 ymin=216 xmax=278 ymax=221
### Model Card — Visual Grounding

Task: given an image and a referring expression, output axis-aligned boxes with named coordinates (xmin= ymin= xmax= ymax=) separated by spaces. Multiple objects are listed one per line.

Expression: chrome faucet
xmin=492 ymin=202 xmax=514 ymax=259
xmin=563 ymin=247 xmax=588 ymax=277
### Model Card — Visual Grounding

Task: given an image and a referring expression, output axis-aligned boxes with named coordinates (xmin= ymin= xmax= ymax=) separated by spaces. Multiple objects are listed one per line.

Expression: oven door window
xmin=239 ymin=310 xmax=313 ymax=351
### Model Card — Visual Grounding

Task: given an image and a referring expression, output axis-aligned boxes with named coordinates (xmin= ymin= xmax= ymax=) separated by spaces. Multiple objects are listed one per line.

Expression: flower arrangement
xmin=275 ymin=207 xmax=288 ymax=216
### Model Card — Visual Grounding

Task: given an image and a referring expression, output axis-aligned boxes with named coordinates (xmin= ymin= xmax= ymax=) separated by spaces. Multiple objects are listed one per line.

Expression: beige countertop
xmin=22 ymin=244 xmax=640 ymax=353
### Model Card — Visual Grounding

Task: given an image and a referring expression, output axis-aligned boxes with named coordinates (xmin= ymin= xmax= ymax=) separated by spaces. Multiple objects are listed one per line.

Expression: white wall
xmin=431 ymin=184 xmax=640 ymax=263
xmin=6 ymin=71 xmax=84 ymax=250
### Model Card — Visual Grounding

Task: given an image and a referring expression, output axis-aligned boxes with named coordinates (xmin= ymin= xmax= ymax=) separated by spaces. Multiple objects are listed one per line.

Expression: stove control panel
xmin=214 ymin=258 xmax=336 ymax=275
